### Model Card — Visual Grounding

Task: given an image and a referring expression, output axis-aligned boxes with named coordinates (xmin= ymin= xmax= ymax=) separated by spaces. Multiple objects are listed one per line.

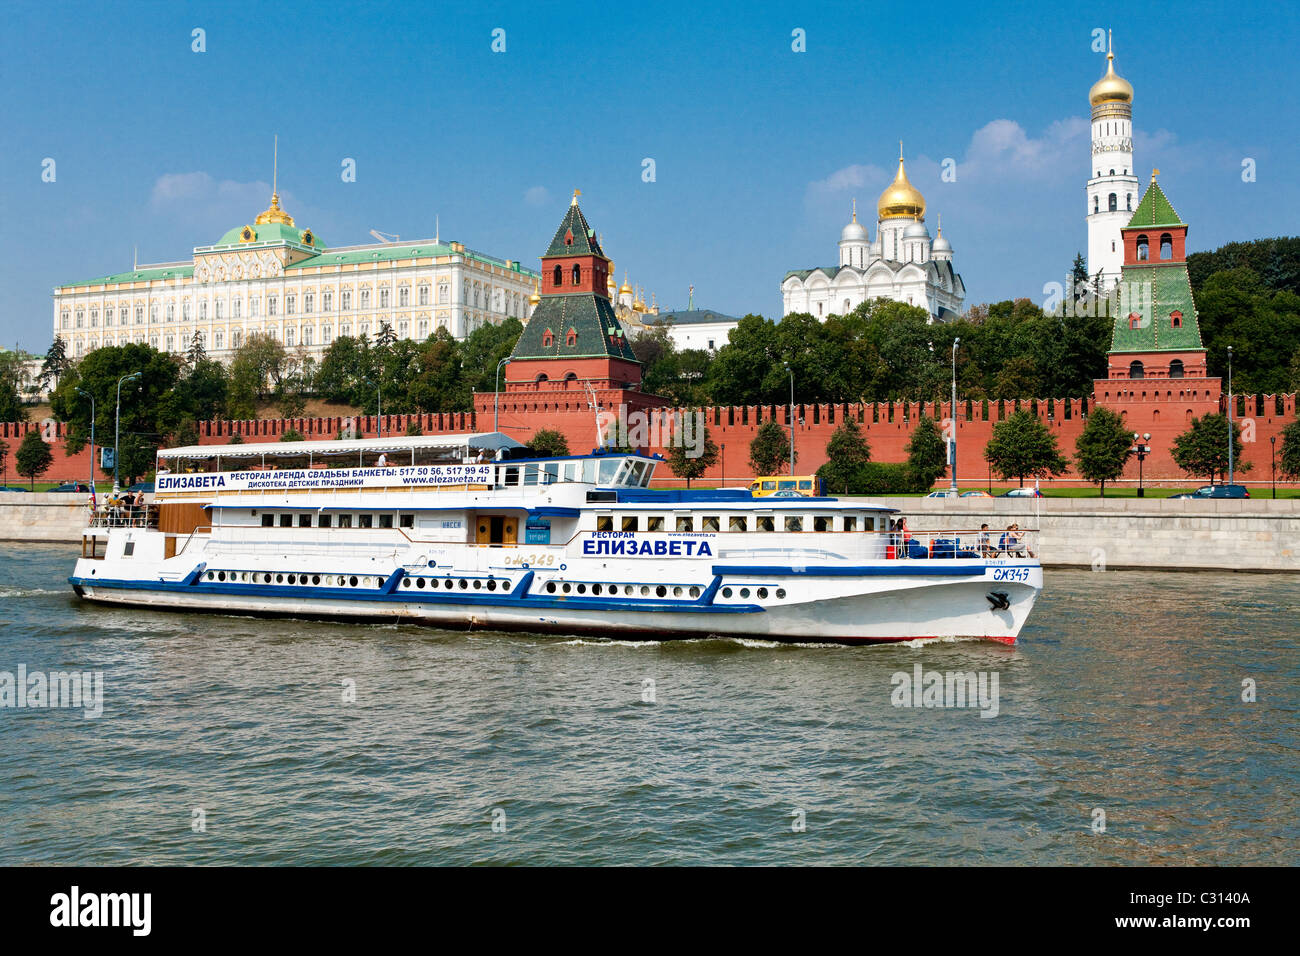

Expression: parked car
xmin=960 ymin=490 xmax=992 ymax=498
xmin=999 ymin=487 xmax=1044 ymax=498
xmin=49 ymin=482 xmax=93 ymax=493
xmin=770 ymin=489 xmax=806 ymax=498
xmin=126 ymin=481 xmax=155 ymax=494
xmin=0 ymin=486 xmax=31 ymax=493
xmin=924 ymin=490 xmax=960 ymax=498
xmin=1171 ymin=484 xmax=1250 ymax=499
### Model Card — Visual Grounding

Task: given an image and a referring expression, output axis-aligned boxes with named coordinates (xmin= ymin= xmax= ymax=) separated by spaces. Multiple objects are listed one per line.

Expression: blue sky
xmin=1 ymin=0 xmax=1296 ymax=353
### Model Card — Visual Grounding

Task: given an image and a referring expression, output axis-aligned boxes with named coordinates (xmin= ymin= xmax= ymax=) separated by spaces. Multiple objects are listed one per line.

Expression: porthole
xmin=656 ymin=585 xmax=666 ymax=598
xmin=276 ymin=574 xmax=284 ymax=584
xmin=776 ymin=588 xmax=787 ymax=599
xmin=609 ymin=584 xmax=617 ymax=594
xmin=740 ymin=588 xmax=750 ymax=599
xmin=473 ymin=580 xmax=482 ymax=590
xmin=337 ymin=576 xmax=346 ymax=586
xmin=265 ymin=573 xmax=274 ymax=584
xmin=312 ymin=575 xmax=321 ymax=585
xmin=562 ymin=583 xmax=572 ymax=594
xmin=416 ymin=578 xmax=425 ymax=589
xmin=577 ymin=584 xmax=587 ymax=594
xmin=217 ymin=571 xmax=226 ymax=582
xmin=403 ymin=579 xmax=412 ymax=588
xmin=689 ymin=586 xmax=701 ymax=598
xmin=672 ymin=586 xmax=682 ymax=597
xmin=640 ymin=586 xmax=650 ymax=596
xmin=487 ymin=579 xmax=497 ymax=591
xmin=593 ymin=584 xmax=602 ymax=596
xmin=349 ymin=576 xmax=358 ymax=587
xmin=444 ymin=579 xmax=453 ymax=589
xmin=757 ymin=587 xmax=768 ymax=599
xmin=546 ymin=582 xmax=556 ymax=593
xmin=458 ymin=579 xmax=468 ymax=590
xmin=625 ymin=586 xmax=634 ymax=595
xmin=205 ymin=571 xmax=214 ymax=581
xmin=287 ymin=574 xmax=296 ymax=584
xmin=241 ymin=573 xmax=250 ymax=582
xmin=722 ymin=587 xmax=733 ymax=598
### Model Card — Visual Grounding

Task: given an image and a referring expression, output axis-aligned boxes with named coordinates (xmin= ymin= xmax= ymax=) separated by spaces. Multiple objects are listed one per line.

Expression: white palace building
xmin=782 ymin=149 xmax=965 ymax=323
xmin=52 ymin=188 xmax=541 ymax=362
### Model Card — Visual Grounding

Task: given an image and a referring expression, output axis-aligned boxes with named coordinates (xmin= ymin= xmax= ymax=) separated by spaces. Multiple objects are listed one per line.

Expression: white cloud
xmin=150 ymin=172 xmax=275 ymax=210
xmin=524 ymin=185 xmax=550 ymax=207
xmin=957 ymin=117 xmax=1090 ymax=182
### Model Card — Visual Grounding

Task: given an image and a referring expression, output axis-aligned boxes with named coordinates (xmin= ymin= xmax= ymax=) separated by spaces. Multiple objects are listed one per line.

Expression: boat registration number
xmin=501 ymin=553 xmax=557 ymax=567
xmin=991 ymin=567 xmax=1031 ymax=582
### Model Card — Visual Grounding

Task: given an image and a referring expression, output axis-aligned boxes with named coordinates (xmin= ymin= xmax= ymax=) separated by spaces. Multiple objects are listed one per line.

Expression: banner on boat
xmin=156 ymin=463 xmax=495 ymax=494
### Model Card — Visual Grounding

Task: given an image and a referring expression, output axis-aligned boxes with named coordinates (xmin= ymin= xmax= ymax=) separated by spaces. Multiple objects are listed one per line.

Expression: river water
xmin=1 ymin=543 xmax=1295 ymax=865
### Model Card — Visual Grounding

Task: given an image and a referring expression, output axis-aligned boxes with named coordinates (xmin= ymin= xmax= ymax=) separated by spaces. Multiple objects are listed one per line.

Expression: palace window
xmin=61 ymin=311 xmax=69 ymax=329
xmin=165 ymin=334 xmax=174 ymax=352
xmin=150 ymin=304 xmax=158 ymax=323
xmin=305 ymin=292 xmax=314 ymax=313
xmin=215 ymin=332 xmax=224 ymax=350
xmin=340 ymin=322 xmax=351 ymax=336
xmin=398 ymin=319 xmax=409 ymax=337
xmin=379 ymin=288 xmax=389 ymax=308
xmin=399 ymin=287 xmax=409 ymax=307
xmin=182 ymin=301 xmax=190 ymax=321
xmin=287 ymin=294 xmax=296 ymax=314
xmin=249 ymin=298 xmax=258 ymax=317
xmin=233 ymin=299 xmax=241 ymax=318
xmin=231 ymin=330 xmax=242 ymax=348
xmin=90 ymin=309 xmax=99 ymax=327
xmin=215 ymin=301 xmax=224 ymax=319
xmin=323 ymin=291 xmax=333 ymax=311
xmin=439 ymin=282 xmax=449 ymax=304
xmin=135 ymin=306 xmax=144 ymax=324
xmin=419 ymin=284 xmax=429 ymax=305
xmin=323 ymin=325 xmax=332 ymax=344
xmin=120 ymin=308 xmax=128 ymax=325
xmin=417 ymin=319 xmax=428 ymax=337
xmin=360 ymin=289 xmax=370 ymax=309
xmin=341 ymin=290 xmax=351 ymax=310
xmin=268 ymin=297 xmax=278 ymax=316
xmin=166 ymin=304 xmax=175 ymax=322
xmin=74 ymin=310 xmax=84 ymax=328
xmin=199 ymin=301 xmax=207 ymax=320
xmin=149 ymin=335 xmax=158 ymax=349
xmin=303 ymin=326 xmax=313 ymax=346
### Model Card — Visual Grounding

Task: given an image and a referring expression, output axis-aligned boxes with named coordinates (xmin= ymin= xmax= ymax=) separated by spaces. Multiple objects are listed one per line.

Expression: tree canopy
xmin=1073 ymin=406 xmax=1134 ymax=495
xmin=983 ymin=410 xmax=1068 ymax=486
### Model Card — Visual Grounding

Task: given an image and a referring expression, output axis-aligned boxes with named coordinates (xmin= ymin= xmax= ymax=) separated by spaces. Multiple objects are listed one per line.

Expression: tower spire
xmin=273 ymin=134 xmax=278 ymax=197
xmin=851 ymin=197 xmax=857 ymax=222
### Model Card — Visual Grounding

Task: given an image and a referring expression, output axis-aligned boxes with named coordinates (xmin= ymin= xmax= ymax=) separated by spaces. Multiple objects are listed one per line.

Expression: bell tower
xmin=1086 ymin=31 xmax=1139 ymax=289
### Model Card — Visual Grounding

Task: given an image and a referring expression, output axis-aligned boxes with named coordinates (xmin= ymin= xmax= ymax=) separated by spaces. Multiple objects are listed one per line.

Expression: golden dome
xmin=254 ymin=192 xmax=295 ymax=226
xmin=877 ymin=152 xmax=925 ymax=221
xmin=1089 ymin=35 xmax=1133 ymax=106
xmin=528 ymin=284 xmax=540 ymax=306
xmin=619 ymin=272 xmax=633 ymax=296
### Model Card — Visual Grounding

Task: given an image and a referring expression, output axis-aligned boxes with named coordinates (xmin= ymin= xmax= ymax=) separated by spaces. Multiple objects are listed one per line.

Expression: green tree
xmin=456 ymin=319 xmax=524 ymax=408
xmin=1074 ymin=406 xmax=1134 ymax=496
xmin=228 ymin=433 xmax=244 ymax=445
xmin=404 ymin=419 xmax=424 ymax=437
xmin=0 ymin=352 xmax=27 ymax=423
xmin=117 ymin=434 xmax=154 ymax=485
xmin=817 ymin=419 xmax=871 ymax=494
xmin=182 ymin=357 xmax=229 ymax=422
xmin=280 ymin=429 xmax=305 ymax=442
xmin=227 ymin=333 xmax=288 ymax=418
xmin=185 ymin=330 xmax=207 ymax=367
xmin=1278 ymin=418 xmax=1300 ymax=480
xmin=15 ymin=430 xmax=54 ymax=489
xmin=528 ymin=428 xmax=570 ymax=457
xmin=39 ymin=337 xmax=70 ymax=392
xmin=904 ymin=415 xmax=948 ymax=491
xmin=173 ymin=418 xmax=200 ymax=447
xmin=1171 ymin=413 xmax=1250 ymax=484
xmin=407 ymin=331 xmax=463 ymax=413
xmin=0 ymin=438 xmax=8 ymax=482
xmin=749 ymin=419 xmax=793 ymax=475
xmin=984 ymin=410 xmax=1067 ymax=487
xmin=664 ymin=424 xmax=719 ymax=489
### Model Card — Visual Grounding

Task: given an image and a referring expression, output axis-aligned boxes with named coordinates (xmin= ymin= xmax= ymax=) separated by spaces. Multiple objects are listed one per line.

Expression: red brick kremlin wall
xmin=3 ymin=395 xmax=1295 ymax=488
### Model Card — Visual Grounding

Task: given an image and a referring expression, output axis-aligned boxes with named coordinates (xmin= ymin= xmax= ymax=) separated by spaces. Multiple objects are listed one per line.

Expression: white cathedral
xmin=1086 ymin=31 xmax=1138 ymax=288
xmin=782 ymin=150 xmax=965 ymax=323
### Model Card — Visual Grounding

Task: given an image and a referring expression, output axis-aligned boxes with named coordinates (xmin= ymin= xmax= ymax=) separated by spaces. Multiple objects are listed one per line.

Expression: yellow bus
xmin=749 ymin=476 xmax=825 ymax=497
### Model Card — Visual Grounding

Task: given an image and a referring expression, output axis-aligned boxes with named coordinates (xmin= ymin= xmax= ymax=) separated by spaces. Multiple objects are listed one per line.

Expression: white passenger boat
xmin=69 ymin=432 xmax=1043 ymax=644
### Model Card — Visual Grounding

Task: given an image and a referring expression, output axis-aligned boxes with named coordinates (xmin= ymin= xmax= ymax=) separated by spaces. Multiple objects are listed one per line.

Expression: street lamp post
xmin=114 ymin=371 xmax=141 ymax=491
xmin=1226 ymin=345 xmax=1234 ymax=486
xmin=950 ymin=337 xmax=960 ymax=494
xmin=783 ymin=361 xmax=794 ymax=477
xmin=494 ymin=357 xmax=509 ymax=433
xmin=1132 ymin=431 xmax=1152 ymax=497
xmin=75 ymin=387 xmax=95 ymax=495
xmin=720 ymin=443 xmax=725 ymax=488
xmin=1271 ymin=435 xmax=1276 ymax=499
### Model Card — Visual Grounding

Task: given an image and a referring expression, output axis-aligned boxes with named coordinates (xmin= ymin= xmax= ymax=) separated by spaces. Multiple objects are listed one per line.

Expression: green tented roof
xmin=511 ymin=293 xmax=638 ymax=362
xmin=1109 ymin=263 xmax=1204 ymax=352
xmin=1126 ymin=181 xmax=1185 ymax=230
xmin=545 ymin=202 xmax=606 ymax=258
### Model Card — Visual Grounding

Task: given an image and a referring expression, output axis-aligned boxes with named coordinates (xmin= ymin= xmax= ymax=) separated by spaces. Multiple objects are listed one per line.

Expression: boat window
xmin=399 ymin=514 xmax=413 ymax=528
xmin=813 ymin=516 xmax=831 ymax=532
xmin=279 ymin=514 xmax=292 ymax=528
xmin=123 ymin=541 xmax=135 ymax=557
xmin=756 ymin=516 xmax=775 ymax=532
xmin=504 ymin=466 xmax=519 ymax=486
xmin=582 ymin=460 xmax=598 ymax=483
xmin=298 ymin=514 xmax=312 ymax=528
xmin=676 ymin=516 xmax=694 ymax=532
xmin=339 ymin=515 xmax=353 ymax=528
xmin=359 ymin=514 xmax=373 ymax=529
xmin=597 ymin=515 xmax=614 ymax=532
xmin=842 ymin=515 xmax=857 ymax=532
xmin=563 ymin=463 xmax=577 ymax=482
xmin=729 ymin=516 xmax=747 ymax=533
xmin=523 ymin=464 xmax=539 ymax=486
xmin=784 ymin=516 xmax=803 ymax=533
xmin=598 ymin=458 xmax=620 ymax=486
xmin=261 ymin=514 xmax=274 ymax=527
xmin=701 ymin=516 xmax=720 ymax=533
xmin=379 ymin=514 xmax=393 ymax=529
xmin=622 ymin=516 xmax=638 ymax=532
xmin=319 ymin=514 xmax=332 ymax=528
xmin=646 ymin=516 xmax=664 ymax=532
xmin=541 ymin=463 xmax=559 ymax=485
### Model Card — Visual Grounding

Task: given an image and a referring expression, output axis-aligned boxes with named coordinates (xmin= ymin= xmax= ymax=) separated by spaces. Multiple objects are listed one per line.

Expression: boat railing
xmin=86 ymin=504 xmax=159 ymax=530
xmin=878 ymin=527 xmax=1039 ymax=560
